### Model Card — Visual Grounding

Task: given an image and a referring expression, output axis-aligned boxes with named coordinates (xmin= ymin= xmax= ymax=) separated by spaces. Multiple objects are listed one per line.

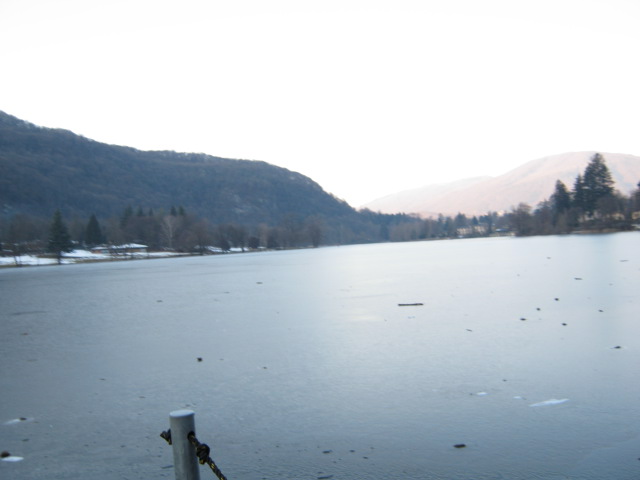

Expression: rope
xmin=188 ymin=431 xmax=229 ymax=480
xmin=160 ymin=429 xmax=172 ymax=445
xmin=159 ymin=429 xmax=229 ymax=480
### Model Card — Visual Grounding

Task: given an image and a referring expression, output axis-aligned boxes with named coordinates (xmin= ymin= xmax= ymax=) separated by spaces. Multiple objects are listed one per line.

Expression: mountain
xmin=363 ymin=176 xmax=491 ymax=216
xmin=0 ymin=110 xmax=356 ymax=225
xmin=363 ymin=152 xmax=640 ymax=217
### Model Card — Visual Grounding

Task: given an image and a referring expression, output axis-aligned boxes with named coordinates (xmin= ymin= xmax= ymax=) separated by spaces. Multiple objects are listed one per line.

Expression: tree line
xmin=2 ymin=154 xmax=639 ymax=263
xmin=1 ymin=203 xmax=421 ymax=261
xmin=366 ymin=153 xmax=640 ymax=240
xmin=506 ymin=153 xmax=640 ymax=236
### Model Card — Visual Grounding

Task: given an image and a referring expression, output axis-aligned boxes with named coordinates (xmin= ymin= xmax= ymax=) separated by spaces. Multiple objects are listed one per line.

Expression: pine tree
xmin=550 ymin=180 xmax=571 ymax=222
xmin=85 ymin=214 xmax=103 ymax=247
xmin=582 ymin=153 xmax=615 ymax=216
xmin=572 ymin=174 xmax=587 ymax=213
xmin=48 ymin=210 xmax=74 ymax=264
xmin=631 ymin=181 xmax=640 ymax=215
xmin=120 ymin=205 xmax=133 ymax=228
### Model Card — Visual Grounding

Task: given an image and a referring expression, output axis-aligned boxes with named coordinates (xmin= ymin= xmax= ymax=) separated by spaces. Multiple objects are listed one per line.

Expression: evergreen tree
xmin=48 ymin=210 xmax=74 ymax=264
xmin=533 ymin=200 xmax=553 ymax=235
xmin=550 ymin=180 xmax=571 ymax=224
xmin=582 ymin=153 xmax=615 ymax=215
xmin=120 ymin=205 xmax=133 ymax=228
xmin=85 ymin=214 xmax=103 ymax=247
xmin=572 ymin=174 xmax=587 ymax=213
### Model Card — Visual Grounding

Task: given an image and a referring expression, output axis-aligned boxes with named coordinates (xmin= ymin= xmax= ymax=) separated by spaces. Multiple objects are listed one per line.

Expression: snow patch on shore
xmin=0 ymin=249 xmax=182 ymax=267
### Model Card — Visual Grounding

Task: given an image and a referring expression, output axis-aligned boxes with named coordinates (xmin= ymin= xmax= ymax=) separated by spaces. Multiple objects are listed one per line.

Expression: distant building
xmin=91 ymin=244 xmax=148 ymax=255
xmin=456 ymin=224 xmax=488 ymax=237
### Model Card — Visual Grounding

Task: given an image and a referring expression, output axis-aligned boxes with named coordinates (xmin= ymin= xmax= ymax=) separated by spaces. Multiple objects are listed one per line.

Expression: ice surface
xmin=1 ymin=456 xmax=24 ymax=462
xmin=529 ymin=398 xmax=569 ymax=407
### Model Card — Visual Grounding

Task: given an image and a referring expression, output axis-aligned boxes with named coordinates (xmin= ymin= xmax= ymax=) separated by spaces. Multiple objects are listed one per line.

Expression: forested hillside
xmin=0 ymin=111 xmax=352 ymax=224
xmin=0 ymin=111 xmax=425 ymax=247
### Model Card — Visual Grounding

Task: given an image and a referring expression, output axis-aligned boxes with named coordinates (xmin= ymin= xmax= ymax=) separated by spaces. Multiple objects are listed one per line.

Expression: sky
xmin=2 ymin=0 xmax=640 ymax=207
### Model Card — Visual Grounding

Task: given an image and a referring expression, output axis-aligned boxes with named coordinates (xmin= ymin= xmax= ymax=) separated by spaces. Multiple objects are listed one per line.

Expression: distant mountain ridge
xmin=364 ymin=152 xmax=640 ymax=217
xmin=363 ymin=176 xmax=491 ymax=215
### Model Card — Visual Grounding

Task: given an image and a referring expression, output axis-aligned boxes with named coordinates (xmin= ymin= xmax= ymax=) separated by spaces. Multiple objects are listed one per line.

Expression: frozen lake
xmin=1 ymin=232 xmax=639 ymax=479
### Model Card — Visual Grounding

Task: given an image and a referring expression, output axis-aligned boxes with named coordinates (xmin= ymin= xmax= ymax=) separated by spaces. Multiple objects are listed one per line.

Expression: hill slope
xmin=0 ymin=110 xmax=355 ymax=225
xmin=364 ymin=152 xmax=640 ymax=216
xmin=364 ymin=176 xmax=491 ymax=215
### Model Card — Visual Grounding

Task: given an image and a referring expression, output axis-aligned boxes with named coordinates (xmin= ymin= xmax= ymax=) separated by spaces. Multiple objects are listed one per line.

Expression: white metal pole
xmin=170 ymin=409 xmax=201 ymax=480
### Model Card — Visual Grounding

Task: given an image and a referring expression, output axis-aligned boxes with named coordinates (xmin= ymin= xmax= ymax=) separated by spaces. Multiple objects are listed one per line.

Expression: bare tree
xmin=160 ymin=215 xmax=180 ymax=250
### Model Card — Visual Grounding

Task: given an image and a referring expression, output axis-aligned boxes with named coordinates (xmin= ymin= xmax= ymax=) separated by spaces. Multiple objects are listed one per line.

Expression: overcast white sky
xmin=2 ymin=0 xmax=640 ymax=206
